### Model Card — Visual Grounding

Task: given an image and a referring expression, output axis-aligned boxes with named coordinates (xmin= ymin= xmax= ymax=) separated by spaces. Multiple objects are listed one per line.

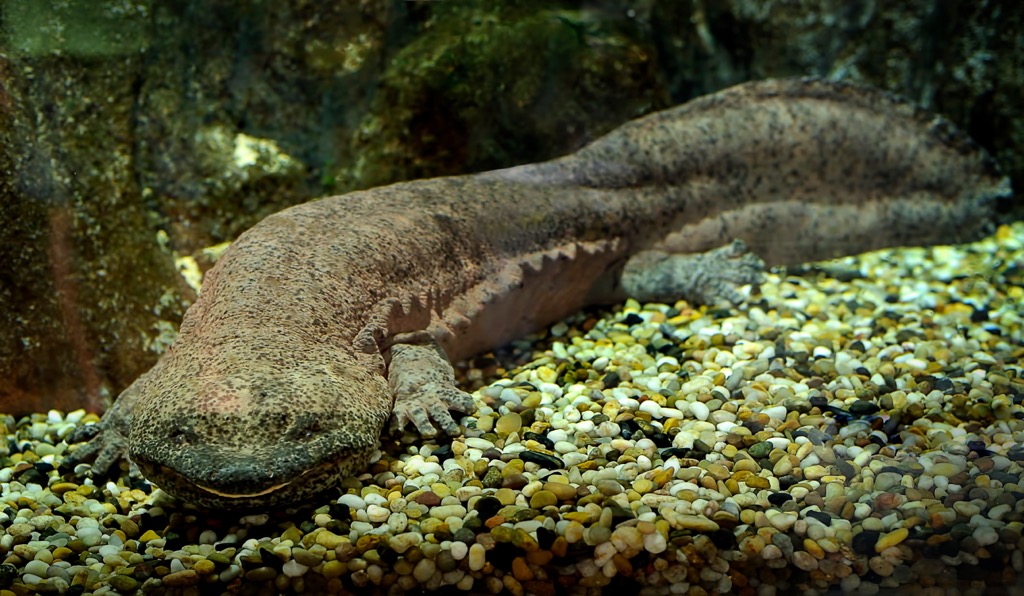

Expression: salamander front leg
xmin=621 ymin=240 xmax=765 ymax=306
xmin=387 ymin=336 xmax=476 ymax=437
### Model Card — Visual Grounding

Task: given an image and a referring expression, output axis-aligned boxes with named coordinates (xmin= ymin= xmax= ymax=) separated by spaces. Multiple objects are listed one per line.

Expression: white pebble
xmin=643 ymin=532 xmax=667 ymax=554
xmin=988 ymin=504 xmax=1011 ymax=521
xmin=974 ymin=525 xmax=999 ymax=547
xmin=23 ymin=560 xmax=49 ymax=577
xmin=639 ymin=400 xmax=662 ymax=418
xmin=660 ymin=407 xmax=683 ymax=419
xmin=547 ymin=429 xmax=569 ymax=443
xmin=337 ymin=494 xmax=366 ymax=510
xmin=239 ymin=513 xmax=269 ymax=526
xmin=366 ymin=504 xmax=390 ymax=523
xmin=464 ymin=437 xmax=494 ymax=450
xmin=689 ymin=401 xmax=710 ymax=421
xmin=282 ymin=559 xmax=308 ymax=577
xmin=596 ymin=421 xmax=621 ymax=438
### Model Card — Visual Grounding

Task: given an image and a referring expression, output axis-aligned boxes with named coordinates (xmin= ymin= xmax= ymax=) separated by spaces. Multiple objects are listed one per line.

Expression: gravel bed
xmin=2 ymin=222 xmax=1023 ymax=595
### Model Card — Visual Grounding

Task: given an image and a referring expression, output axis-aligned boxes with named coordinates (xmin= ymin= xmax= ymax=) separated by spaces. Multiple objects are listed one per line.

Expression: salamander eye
xmin=287 ymin=416 xmax=322 ymax=442
xmin=167 ymin=424 xmax=198 ymax=446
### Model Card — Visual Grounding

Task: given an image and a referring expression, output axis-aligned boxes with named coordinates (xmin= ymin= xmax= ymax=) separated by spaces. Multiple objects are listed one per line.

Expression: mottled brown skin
xmin=66 ymin=78 xmax=1009 ymax=509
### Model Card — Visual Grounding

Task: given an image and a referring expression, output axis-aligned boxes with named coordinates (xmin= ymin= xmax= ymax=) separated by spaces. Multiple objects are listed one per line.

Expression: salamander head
xmin=127 ymin=347 xmax=391 ymax=509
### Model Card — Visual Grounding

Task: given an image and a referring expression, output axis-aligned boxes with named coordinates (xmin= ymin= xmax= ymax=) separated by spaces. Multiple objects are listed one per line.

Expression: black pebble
xmin=431 ymin=444 xmax=454 ymax=462
xmin=825 ymin=406 xmax=853 ymax=424
xmin=809 ymin=394 xmax=828 ymax=409
xmin=329 ymin=503 xmax=351 ymax=521
xmin=130 ymin=478 xmax=153 ymax=493
xmin=806 ymin=510 xmax=833 ymax=526
xmin=17 ymin=467 xmax=47 ymax=485
xmin=473 ymin=496 xmax=502 ymax=521
xmin=377 ymin=544 xmax=399 ymax=565
xmin=934 ymin=377 xmax=955 ymax=393
xmin=618 ymin=419 xmax=640 ymax=440
xmin=690 ymin=440 xmax=712 ymax=456
xmin=536 ymin=526 xmax=557 ymax=550
xmin=0 ymin=564 xmax=16 ymax=589
xmin=621 ymin=313 xmax=644 ymax=326
xmin=258 ymin=547 xmax=281 ymax=567
xmin=649 ymin=432 xmax=672 ymax=448
xmin=608 ymin=504 xmax=635 ymax=524
xmin=489 ymin=542 xmax=518 ymax=567
xmin=767 ymin=493 xmax=793 ymax=506
xmin=601 ymin=372 xmax=621 ymax=388
xmin=659 ymin=447 xmax=689 ymax=459
xmin=852 ymin=530 xmax=880 ymax=555
xmin=882 ymin=414 xmax=902 ymax=438
xmin=777 ymin=475 xmax=799 ymax=490
xmin=742 ymin=420 xmax=764 ymax=434
xmin=1007 ymin=445 xmax=1024 ymax=462
xmin=163 ymin=531 xmax=186 ymax=551
xmin=939 ymin=538 xmax=962 ymax=557
xmin=709 ymin=529 xmax=736 ymax=550
xmin=519 ymin=451 xmax=564 ymax=469
xmin=523 ymin=432 xmax=554 ymax=450
xmin=966 ymin=440 xmax=989 ymax=455
xmin=849 ymin=400 xmax=880 ymax=416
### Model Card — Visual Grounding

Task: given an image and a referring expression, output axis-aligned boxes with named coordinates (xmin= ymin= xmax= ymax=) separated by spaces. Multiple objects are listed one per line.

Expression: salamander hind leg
xmin=387 ymin=335 xmax=476 ymax=437
xmin=621 ymin=240 xmax=765 ymax=307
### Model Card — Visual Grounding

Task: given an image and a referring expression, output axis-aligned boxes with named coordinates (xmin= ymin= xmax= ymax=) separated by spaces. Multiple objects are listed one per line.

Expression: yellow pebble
xmin=631 ymin=478 xmax=654 ymax=494
xmin=529 ymin=490 xmax=557 ymax=509
xmin=495 ymin=412 xmax=523 ymax=436
xmin=527 ymin=549 xmax=553 ymax=566
xmin=875 ymin=528 xmax=909 ymax=552
xmin=316 ymin=531 xmax=346 ymax=550
xmin=193 ymin=559 xmax=216 ymax=575
xmin=321 ymin=560 xmax=345 ymax=578
xmin=551 ymin=536 xmax=569 ymax=557
xmin=649 ymin=468 xmax=673 ymax=487
xmin=562 ymin=512 xmax=591 ymax=524
xmin=139 ymin=530 xmax=160 ymax=543
xmin=50 ymin=482 xmax=79 ymax=495
xmin=495 ymin=488 xmax=517 ymax=505
xmin=803 ymin=538 xmax=825 ymax=559
xmin=745 ymin=476 xmax=770 ymax=490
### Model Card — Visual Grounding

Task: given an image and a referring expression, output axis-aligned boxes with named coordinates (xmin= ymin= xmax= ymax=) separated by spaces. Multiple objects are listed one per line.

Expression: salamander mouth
xmin=133 ymin=457 xmax=335 ymax=509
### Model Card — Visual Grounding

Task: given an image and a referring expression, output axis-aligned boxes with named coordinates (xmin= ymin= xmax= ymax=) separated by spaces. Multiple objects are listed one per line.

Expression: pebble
xmin=875 ymin=528 xmax=908 ymax=552
xmin=689 ymin=402 xmax=710 ymax=421
xmin=2 ymin=223 xmax=1021 ymax=595
xmin=468 ymin=544 xmax=486 ymax=571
